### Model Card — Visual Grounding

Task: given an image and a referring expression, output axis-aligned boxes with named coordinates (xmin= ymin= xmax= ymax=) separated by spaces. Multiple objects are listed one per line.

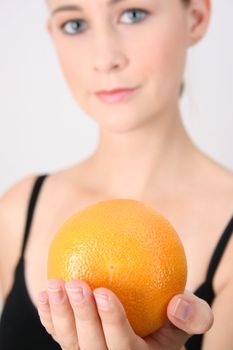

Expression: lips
xmin=95 ymin=87 xmax=138 ymax=103
xmin=96 ymin=87 xmax=136 ymax=94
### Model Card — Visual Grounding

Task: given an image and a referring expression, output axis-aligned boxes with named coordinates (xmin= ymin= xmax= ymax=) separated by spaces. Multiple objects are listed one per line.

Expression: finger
xmin=167 ymin=290 xmax=214 ymax=335
xmin=47 ymin=279 xmax=80 ymax=350
xmin=37 ymin=291 xmax=57 ymax=341
xmin=161 ymin=289 xmax=214 ymax=348
xmin=93 ymin=287 xmax=143 ymax=350
xmin=65 ymin=280 xmax=108 ymax=350
xmin=145 ymin=290 xmax=213 ymax=350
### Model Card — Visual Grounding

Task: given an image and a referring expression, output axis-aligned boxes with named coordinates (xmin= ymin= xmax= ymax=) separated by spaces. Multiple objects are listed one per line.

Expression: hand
xmin=37 ymin=279 xmax=214 ymax=350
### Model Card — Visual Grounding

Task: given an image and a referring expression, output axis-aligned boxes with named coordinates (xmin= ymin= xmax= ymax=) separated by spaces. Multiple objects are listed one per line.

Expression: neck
xmin=85 ymin=105 xmax=198 ymax=201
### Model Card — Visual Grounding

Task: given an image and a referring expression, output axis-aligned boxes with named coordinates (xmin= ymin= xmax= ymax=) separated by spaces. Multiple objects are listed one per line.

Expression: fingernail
xmin=65 ymin=282 xmax=85 ymax=304
xmin=47 ymin=280 xmax=64 ymax=304
xmin=38 ymin=291 xmax=48 ymax=305
xmin=94 ymin=292 xmax=109 ymax=310
xmin=172 ymin=298 xmax=192 ymax=321
xmin=38 ymin=291 xmax=50 ymax=311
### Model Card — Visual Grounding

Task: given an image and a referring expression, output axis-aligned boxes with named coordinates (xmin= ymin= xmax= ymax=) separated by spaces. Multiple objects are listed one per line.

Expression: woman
xmin=0 ymin=0 xmax=232 ymax=349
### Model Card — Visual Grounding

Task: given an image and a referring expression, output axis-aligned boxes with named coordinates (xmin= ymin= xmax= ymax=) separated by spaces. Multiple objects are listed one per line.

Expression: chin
xmin=93 ymin=109 xmax=158 ymax=134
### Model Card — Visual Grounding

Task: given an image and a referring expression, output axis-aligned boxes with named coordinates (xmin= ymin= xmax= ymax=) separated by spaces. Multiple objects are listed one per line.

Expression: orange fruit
xmin=47 ymin=199 xmax=187 ymax=337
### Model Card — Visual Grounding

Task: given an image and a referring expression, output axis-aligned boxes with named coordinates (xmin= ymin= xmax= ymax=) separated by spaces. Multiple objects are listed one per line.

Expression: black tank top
xmin=0 ymin=175 xmax=232 ymax=350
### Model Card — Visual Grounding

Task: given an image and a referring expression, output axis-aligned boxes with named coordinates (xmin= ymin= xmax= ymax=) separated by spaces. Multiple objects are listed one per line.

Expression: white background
xmin=0 ymin=0 xmax=233 ymax=195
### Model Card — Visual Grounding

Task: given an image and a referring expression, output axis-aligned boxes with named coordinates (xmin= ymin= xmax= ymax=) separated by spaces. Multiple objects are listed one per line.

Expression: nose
xmin=92 ymin=31 xmax=128 ymax=73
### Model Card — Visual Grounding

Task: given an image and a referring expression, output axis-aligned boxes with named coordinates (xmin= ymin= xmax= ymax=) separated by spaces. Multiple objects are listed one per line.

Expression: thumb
xmin=166 ymin=289 xmax=214 ymax=347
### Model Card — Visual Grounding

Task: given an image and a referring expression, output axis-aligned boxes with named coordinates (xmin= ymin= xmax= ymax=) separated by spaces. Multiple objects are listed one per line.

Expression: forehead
xmin=48 ymin=0 xmax=128 ymax=7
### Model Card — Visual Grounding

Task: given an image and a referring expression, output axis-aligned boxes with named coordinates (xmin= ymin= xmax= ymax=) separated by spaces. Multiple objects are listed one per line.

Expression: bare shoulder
xmin=0 ymin=162 xmax=90 ymax=304
xmin=198 ymin=152 xmax=233 ymax=233
xmin=0 ymin=174 xmax=38 ymax=236
xmin=0 ymin=174 xmax=38 ymax=300
xmin=196 ymin=151 xmax=233 ymax=202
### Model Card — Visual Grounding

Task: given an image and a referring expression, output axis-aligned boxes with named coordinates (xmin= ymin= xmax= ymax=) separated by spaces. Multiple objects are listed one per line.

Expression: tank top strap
xmin=21 ymin=174 xmax=48 ymax=257
xmin=206 ymin=214 xmax=233 ymax=283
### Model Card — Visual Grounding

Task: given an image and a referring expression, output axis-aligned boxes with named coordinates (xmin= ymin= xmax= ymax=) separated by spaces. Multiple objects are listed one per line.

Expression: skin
xmin=1 ymin=0 xmax=233 ymax=349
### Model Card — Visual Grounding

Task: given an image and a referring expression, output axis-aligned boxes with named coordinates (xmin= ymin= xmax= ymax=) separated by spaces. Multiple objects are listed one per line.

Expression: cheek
xmin=135 ymin=30 xmax=186 ymax=90
xmin=54 ymin=41 xmax=87 ymax=98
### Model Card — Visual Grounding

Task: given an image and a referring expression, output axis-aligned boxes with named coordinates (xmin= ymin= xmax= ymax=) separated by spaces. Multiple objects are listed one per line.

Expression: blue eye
xmin=61 ymin=20 xmax=86 ymax=36
xmin=121 ymin=8 xmax=148 ymax=24
xmin=60 ymin=8 xmax=149 ymax=36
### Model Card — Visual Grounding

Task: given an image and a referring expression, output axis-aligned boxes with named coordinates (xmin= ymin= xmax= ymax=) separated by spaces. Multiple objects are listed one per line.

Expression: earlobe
xmin=187 ymin=0 xmax=212 ymax=47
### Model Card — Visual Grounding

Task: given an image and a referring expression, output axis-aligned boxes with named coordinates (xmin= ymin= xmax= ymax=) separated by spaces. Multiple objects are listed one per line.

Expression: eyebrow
xmin=51 ymin=0 xmax=128 ymax=15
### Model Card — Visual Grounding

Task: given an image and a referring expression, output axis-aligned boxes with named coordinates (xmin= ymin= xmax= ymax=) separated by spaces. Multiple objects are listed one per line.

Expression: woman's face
xmin=47 ymin=0 xmax=192 ymax=132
